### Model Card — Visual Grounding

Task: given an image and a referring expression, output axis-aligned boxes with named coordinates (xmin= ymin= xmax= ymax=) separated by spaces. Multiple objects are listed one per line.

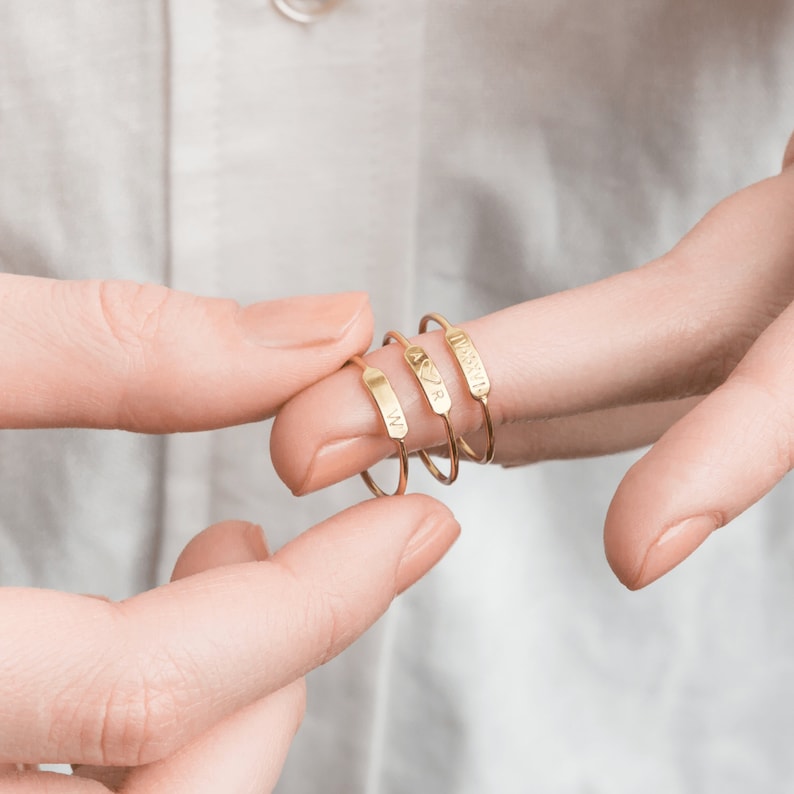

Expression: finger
xmin=0 ymin=277 xmax=372 ymax=430
xmin=783 ymin=129 xmax=794 ymax=171
xmin=271 ymin=167 xmax=794 ymax=493
xmin=9 ymin=523 xmax=285 ymax=789
xmin=116 ymin=681 xmax=305 ymax=794
xmin=0 ymin=771 xmax=108 ymax=791
xmin=414 ymin=398 xmax=699 ymax=465
xmin=5 ymin=688 xmax=303 ymax=792
xmin=493 ymin=397 xmax=701 ymax=466
xmin=73 ymin=522 xmax=300 ymax=793
xmin=0 ymin=495 xmax=458 ymax=767
xmin=170 ymin=520 xmax=271 ymax=581
xmin=605 ymin=298 xmax=794 ymax=589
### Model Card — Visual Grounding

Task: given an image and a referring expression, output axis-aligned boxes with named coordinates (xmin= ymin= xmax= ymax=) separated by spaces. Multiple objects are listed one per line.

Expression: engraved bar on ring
xmin=349 ymin=355 xmax=409 ymax=497
xmin=418 ymin=313 xmax=495 ymax=464
xmin=384 ymin=330 xmax=460 ymax=485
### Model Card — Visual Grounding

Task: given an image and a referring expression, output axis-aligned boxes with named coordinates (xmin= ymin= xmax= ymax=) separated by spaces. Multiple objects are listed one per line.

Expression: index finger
xmin=0 ymin=276 xmax=372 ymax=431
xmin=272 ymin=166 xmax=794 ymax=493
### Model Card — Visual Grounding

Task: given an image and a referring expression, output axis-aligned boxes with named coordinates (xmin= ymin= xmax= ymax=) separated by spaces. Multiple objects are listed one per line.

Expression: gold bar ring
xmin=383 ymin=330 xmax=460 ymax=485
xmin=349 ymin=355 xmax=409 ymax=497
xmin=418 ymin=313 xmax=495 ymax=464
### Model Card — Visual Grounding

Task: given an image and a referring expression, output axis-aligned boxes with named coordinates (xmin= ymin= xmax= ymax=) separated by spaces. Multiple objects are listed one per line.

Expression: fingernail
xmin=783 ymin=129 xmax=794 ymax=170
xmin=632 ymin=514 xmax=719 ymax=589
xmin=238 ymin=292 xmax=368 ymax=349
xmin=246 ymin=524 xmax=271 ymax=561
xmin=395 ymin=510 xmax=461 ymax=595
xmin=294 ymin=436 xmax=388 ymax=495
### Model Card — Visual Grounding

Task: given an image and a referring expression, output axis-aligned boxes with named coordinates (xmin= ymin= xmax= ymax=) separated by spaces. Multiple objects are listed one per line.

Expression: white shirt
xmin=2 ymin=1 xmax=794 ymax=791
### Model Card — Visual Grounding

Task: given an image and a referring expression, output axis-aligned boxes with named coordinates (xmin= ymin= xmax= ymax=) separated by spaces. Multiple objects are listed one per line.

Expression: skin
xmin=272 ymin=130 xmax=794 ymax=591
xmin=0 ymin=287 xmax=460 ymax=789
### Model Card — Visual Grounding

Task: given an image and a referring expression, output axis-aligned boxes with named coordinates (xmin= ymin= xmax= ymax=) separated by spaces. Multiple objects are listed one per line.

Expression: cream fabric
xmin=1 ymin=1 xmax=794 ymax=791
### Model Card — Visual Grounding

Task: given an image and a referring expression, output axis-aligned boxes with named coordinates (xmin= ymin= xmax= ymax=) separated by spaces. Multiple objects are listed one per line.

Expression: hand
xmin=0 ymin=497 xmax=458 ymax=791
xmin=0 ymin=277 xmax=373 ymax=430
xmin=272 ymin=132 xmax=794 ymax=590
xmin=0 ymin=277 xmax=460 ymax=787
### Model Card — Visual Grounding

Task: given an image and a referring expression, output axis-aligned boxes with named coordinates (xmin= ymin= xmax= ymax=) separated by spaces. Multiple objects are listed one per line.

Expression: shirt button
xmin=272 ymin=0 xmax=343 ymax=24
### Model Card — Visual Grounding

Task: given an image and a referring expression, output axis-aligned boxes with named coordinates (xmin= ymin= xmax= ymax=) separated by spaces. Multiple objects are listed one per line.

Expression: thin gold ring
xmin=383 ymin=331 xmax=460 ymax=485
xmin=349 ymin=355 xmax=409 ymax=497
xmin=418 ymin=313 xmax=495 ymax=464
xmin=272 ymin=0 xmax=343 ymax=24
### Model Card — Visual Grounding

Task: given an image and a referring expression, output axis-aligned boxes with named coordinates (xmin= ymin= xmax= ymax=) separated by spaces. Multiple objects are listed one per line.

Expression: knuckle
xmin=99 ymin=660 xmax=184 ymax=766
xmin=280 ymin=557 xmax=358 ymax=669
xmin=660 ymin=239 xmax=787 ymax=399
xmin=89 ymin=280 xmax=180 ymax=427
xmin=94 ymin=280 xmax=173 ymax=366
xmin=727 ymin=374 xmax=794 ymax=478
xmin=69 ymin=647 xmax=195 ymax=767
xmin=752 ymin=382 xmax=794 ymax=476
xmin=312 ymin=588 xmax=356 ymax=667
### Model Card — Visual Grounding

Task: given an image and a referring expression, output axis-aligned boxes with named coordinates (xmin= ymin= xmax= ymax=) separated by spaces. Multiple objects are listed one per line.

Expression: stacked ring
xmin=348 ymin=355 xmax=409 ymax=497
xmin=419 ymin=313 xmax=495 ymax=464
xmin=383 ymin=330 xmax=460 ymax=485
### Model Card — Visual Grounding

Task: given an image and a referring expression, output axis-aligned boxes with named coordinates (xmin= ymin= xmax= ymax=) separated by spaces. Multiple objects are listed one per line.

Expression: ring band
xmin=349 ymin=355 xmax=409 ymax=497
xmin=272 ymin=0 xmax=344 ymax=24
xmin=418 ymin=313 xmax=495 ymax=464
xmin=383 ymin=330 xmax=460 ymax=485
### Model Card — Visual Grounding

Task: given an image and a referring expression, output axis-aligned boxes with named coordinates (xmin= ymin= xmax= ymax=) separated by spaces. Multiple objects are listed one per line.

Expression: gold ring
xmin=349 ymin=355 xmax=409 ymax=497
xmin=383 ymin=330 xmax=460 ymax=485
xmin=418 ymin=313 xmax=495 ymax=464
xmin=272 ymin=0 xmax=344 ymax=24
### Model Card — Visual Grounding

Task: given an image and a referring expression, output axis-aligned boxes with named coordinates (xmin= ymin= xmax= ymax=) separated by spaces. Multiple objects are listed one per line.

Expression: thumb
xmin=70 ymin=520 xmax=274 ymax=790
xmin=0 ymin=275 xmax=372 ymax=431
